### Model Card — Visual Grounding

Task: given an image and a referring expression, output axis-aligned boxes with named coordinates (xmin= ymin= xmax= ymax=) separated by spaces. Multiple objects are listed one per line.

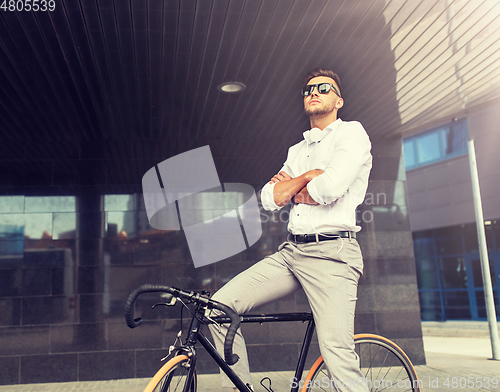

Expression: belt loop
xmin=315 ymin=233 xmax=319 ymax=244
xmin=348 ymin=231 xmax=351 ymax=240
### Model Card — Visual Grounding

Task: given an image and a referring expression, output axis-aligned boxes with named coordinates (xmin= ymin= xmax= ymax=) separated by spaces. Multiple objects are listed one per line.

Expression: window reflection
xmin=104 ymin=194 xmax=135 ymax=212
xmin=415 ymin=258 xmax=439 ymax=289
xmin=416 ymin=132 xmax=441 ymax=164
xmin=439 ymin=257 xmax=467 ymax=289
xmin=413 ymin=221 xmax=500 ymax=321
xmin=25 ymin=196 xmax=76 ymax=213
xmin=0 ymin=195 xmax=77 ymax=325
xmin=403 ymin=118 xmax=468 ymax=170
xmin=0 ymin=196 xmax=24 ymax=213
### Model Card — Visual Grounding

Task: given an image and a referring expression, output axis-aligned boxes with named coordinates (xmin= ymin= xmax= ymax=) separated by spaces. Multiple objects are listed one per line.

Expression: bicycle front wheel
xmin=301 ymin=334 xmax=421 ymax=392
xmin=143 ymin=354 xmax=197 ymax=392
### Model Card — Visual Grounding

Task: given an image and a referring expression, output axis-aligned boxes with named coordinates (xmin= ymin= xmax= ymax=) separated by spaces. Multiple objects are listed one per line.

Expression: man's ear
xmin=336 ymin=98 xmax=344 ymax=109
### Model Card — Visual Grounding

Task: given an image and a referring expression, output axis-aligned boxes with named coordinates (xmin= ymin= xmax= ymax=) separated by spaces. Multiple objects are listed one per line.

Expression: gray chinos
xmin=208 ymin=238 xmax=369 ymax=392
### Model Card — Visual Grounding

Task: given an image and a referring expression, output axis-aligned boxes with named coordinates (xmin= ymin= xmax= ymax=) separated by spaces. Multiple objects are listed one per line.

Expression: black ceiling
xmin=1 ymin=0 xmax=499 ymax=191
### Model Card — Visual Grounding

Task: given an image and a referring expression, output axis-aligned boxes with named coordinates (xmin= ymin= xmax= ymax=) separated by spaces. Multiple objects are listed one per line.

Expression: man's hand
xmin=292 ymin=170 xmax=324 ymax=205
xmin=270 ymin=169 xmax=324 ymax=207
xmin=269 ymin=171 xmax=293 ymax=184
xmin=304 ymin=169 xmax=324 ymax=182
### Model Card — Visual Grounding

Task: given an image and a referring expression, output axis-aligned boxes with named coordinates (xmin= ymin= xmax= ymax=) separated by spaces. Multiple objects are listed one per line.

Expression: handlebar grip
xmin=124 ymin=284 xmax=240 ymax=365
xmin=213 ymin=302 xmax=241 ymax=366
xmin=124 ymin=284 xmax=172 ymax=329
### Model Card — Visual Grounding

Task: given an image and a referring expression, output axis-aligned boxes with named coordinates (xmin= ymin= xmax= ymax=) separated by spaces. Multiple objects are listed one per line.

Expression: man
xmin=209 ymin=68 xmax=372 ymax=391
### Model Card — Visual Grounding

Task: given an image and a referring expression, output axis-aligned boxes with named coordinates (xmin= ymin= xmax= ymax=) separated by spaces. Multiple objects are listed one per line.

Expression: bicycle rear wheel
xmin=301 ymin=334 xmax=421 ymax=391
xmin=143 ymin=354 xmax=197 ymax=392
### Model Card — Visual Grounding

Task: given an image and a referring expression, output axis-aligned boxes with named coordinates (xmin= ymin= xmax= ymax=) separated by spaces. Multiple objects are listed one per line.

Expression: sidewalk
xmin=416 ymin=321 xmax=500 ymax=392
xmin=0 ymin=321 xmax=498 ymax=392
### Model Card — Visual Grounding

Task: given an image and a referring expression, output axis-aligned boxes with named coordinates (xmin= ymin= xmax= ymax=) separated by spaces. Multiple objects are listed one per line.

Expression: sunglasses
xmin=301 ymin=83 xmax=341 ymax=98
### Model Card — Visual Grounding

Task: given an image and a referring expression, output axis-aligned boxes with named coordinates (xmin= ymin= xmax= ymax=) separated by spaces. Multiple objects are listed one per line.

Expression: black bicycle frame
xmin=182 ymin=310 xmax=316 ymax=392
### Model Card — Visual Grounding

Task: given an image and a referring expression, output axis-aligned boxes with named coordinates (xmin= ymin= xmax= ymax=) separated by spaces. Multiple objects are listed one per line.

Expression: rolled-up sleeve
xmin=306 ymin=122 xmax=371 ymax=205
xmin=260 ymin=155 xmax=295 ymax=211
xmin=260 ymin=181 xmax=282 ymax=211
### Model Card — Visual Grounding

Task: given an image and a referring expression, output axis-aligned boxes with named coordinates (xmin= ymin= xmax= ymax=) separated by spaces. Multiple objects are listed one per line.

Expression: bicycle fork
xmin=186 ymin=307 xmax=253 ymax=392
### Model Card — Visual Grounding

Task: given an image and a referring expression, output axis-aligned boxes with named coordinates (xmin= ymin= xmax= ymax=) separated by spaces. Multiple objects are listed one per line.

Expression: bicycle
xmin=125 ymin=284 xmax=421 ymax=392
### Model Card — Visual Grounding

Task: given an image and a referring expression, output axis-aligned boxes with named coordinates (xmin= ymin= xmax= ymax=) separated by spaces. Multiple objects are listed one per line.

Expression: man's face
xmin=303 ymin=76 xmax=343 ymax=117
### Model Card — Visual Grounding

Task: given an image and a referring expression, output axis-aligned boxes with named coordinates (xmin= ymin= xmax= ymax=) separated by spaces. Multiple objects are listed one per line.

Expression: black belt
xmin=287 ymin=231 xmax=356 ymax=243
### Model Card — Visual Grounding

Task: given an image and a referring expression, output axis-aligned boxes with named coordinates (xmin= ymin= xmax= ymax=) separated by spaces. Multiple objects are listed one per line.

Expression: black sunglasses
xmin=301 ymin=83 xmax=341 ymax=98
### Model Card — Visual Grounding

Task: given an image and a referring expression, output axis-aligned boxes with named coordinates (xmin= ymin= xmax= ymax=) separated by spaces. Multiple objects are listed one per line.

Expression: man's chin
xmin=305 ymin=108 xmax=331 ymax=117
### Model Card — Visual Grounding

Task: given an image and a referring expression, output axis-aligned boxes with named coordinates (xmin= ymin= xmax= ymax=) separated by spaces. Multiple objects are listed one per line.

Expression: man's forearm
xmin=272 ymin=170 xmax=323 ymax=206
xmin=273 ymin=173 xmax=310 ymax=207
xmin=293 ymin=186 xmax=319 ymax=205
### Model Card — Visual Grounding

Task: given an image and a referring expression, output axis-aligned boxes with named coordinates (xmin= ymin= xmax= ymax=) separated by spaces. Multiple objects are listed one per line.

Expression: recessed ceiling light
xmin=218 ymin=82 xmax=246 ymax=93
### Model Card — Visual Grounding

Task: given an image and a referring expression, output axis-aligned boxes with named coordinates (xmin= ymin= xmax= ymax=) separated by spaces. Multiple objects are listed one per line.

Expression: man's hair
xmin=302 ymin=68 xmax=342 ymax=97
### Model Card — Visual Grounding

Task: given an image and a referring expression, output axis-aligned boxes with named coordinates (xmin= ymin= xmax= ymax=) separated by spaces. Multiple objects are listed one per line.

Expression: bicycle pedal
xmin=260 ymin=377 xmax=274 ymax=392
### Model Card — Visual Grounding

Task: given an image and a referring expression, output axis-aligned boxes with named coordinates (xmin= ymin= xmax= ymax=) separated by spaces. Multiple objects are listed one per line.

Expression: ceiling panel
xmin=0 ymin=0 xmax=499 ymax=190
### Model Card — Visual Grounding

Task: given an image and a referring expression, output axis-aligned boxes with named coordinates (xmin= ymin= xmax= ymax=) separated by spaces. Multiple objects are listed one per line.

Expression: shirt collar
xmin=322 ymin=118 xmax=342 ymax=134
xmin=305 ymin=118 xmax=342 ymax=140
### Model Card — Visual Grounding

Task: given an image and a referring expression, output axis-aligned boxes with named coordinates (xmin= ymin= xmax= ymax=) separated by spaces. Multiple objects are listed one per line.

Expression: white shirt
xmin=260 ymin=118 xmax=372 ymax=234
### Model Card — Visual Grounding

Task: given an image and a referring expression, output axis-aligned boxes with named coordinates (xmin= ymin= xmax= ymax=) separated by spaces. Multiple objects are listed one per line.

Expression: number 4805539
xmin=1 ymin=0 xmax=56 ymax=12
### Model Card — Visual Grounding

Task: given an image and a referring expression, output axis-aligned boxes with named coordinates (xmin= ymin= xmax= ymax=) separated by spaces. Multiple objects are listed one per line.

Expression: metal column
xmin=468 ymin=139 xmax=500 ymax=360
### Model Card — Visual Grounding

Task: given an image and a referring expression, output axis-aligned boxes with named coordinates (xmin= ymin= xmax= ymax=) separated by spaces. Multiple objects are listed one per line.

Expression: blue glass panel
xmin=442 ymin=290 xmax=471 ymax=319
xmin=403 ymin=139 xmax=416 ymax=169
xmin=434 ymin=226 xmax=463 ymax=255
xmin=416 ymin=258 xmax=439 ymax=289
xmin=419 ymin=291 xmax=442 ymax=321
xmin=445 ymin=119 xmax=468 ymax=156
xmin=439 ymin=257 xmax=467 ymax=289
xmin=403 ymin=119 xmax=468 ymax=170
xmin=413 ymin=236 xmax=435 ymax=259
xmin=416 ymin=131 xmax=441 ymax=165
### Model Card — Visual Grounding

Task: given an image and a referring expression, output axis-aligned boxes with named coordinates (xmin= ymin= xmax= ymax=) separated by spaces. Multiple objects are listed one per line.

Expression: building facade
xmin=405 ymin=101 xmax=500 ymax=321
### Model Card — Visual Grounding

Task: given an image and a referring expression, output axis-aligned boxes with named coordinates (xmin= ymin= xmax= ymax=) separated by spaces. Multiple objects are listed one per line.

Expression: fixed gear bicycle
xmin=125 ymin=284 xmax=421 ymax=392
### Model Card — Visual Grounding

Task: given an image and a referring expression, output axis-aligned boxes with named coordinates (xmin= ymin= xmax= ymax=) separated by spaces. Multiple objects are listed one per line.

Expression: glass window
xmin=0 ymin=196 xmax=24 ymax=213
xmin=25 ymin=196 xmax=76 ymax=213
xmin=413 ymin=236 xmax=436 ymax=259
xmin=414 ymin=221 xmax=500 ymax=322
xmin=104 ymin=195 xmax=135 ymax=211
xmin=439 ymin=256 xmax=467 ymax=289
xmin=442 ymin=291 xmax=471 ymax=319
xmin=403 ymin=140 xmax=416 ymax=169
xmin=434 ymin=226 xmax=463 ymax=255
xmin=403 ymin=119 xmax=468 ymax=170
xmin=445 ymin=120 xmax=468 ymax=156
xmin=416 ymin=131 xmax=441 ymax=165
xmin=492 ymin=220 xmax=500 ymax=249
xmin=463 ymin=223 xmax=479 ymax=253
xmin=419 ymin=291 xmax=443 ymax=321
xmin=415 ymin=258 xmax=439 ymax=289
xmin=475 ymin=290 xmax=499 ymax=319
xmin=471 ymin=258 xmax=497 ymax=288
xmin=463 ymin=223 xmax=494 ymax=252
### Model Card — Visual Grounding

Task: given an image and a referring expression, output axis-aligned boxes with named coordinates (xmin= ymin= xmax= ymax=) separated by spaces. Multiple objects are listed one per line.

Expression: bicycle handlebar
xmin=124 ymin=284 xmax=240 ymax=366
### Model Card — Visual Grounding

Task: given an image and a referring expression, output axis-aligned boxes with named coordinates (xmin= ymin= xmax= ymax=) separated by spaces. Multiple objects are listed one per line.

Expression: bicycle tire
xmin=143 ymin=354 xmax=197 ymax=392
xmin=301 ymin=334 xmax=421 ymax=392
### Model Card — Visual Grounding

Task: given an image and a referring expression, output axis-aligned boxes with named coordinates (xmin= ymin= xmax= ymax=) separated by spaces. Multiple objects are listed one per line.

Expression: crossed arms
xmin=269 ymin=169 xmax=324 ymax=207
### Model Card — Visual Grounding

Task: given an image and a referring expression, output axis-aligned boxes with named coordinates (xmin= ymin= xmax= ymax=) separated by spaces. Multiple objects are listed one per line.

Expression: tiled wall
xmin=0 ymin=136 xmax=424 ymax=385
